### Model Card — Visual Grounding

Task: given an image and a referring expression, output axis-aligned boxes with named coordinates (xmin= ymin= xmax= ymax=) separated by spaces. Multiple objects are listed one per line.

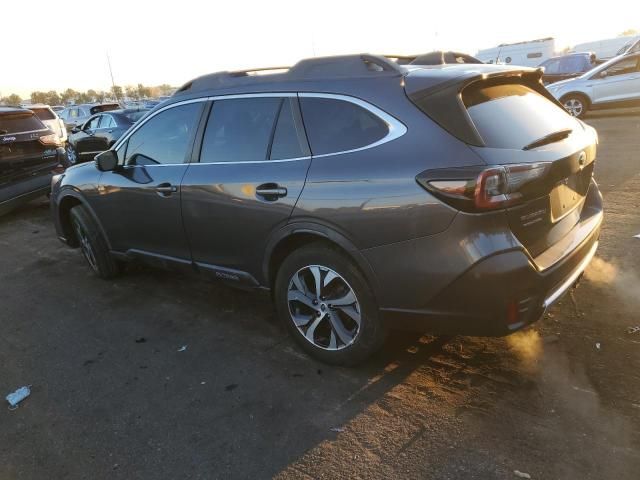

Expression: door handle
xmin=256 ymin=183 xmax=287 ymax=200
xmin=155 ymin=183 xmax=178 ymax=196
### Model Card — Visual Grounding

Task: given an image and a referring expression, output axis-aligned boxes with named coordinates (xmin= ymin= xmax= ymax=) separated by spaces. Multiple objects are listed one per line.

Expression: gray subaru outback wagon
xmin=51 ymin=54 xmax=602 ymax=365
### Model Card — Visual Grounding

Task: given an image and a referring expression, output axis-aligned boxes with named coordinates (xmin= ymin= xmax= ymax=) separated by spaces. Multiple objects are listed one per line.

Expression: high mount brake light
xmin=417 ymin=163 xmax=550 ymax=212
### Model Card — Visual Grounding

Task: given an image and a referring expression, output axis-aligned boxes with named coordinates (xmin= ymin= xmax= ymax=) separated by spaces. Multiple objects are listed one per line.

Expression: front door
xmin=180 ymin=95 xmax=311 ymax=284
xmin=92 ymin=101 xmax=205 ymax=263
xmin=592 ymin=54 xmax=640 ymax=105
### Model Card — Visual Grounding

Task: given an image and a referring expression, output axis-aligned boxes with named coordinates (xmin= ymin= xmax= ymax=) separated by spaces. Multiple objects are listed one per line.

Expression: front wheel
xmin=274 ymin=243 xmax=387 ymax=366
xmin=70 ymin=205 xmax=121 ymax=279
xmin=66 ymin=143 xmax=78 ymax=164
xmin=561 ymin=94 xmax=589 ymax=118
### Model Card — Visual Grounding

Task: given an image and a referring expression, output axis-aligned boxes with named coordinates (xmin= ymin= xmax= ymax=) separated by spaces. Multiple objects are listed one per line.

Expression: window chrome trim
xmin=298 ymin=92 xmax=407 ymax=158
xmin=112 ymin=92 xmax=407 ymax=164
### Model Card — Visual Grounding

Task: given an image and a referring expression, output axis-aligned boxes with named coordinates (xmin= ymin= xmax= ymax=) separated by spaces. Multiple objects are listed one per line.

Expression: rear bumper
xmin=370 ymin=181 xmax=603 ymax=335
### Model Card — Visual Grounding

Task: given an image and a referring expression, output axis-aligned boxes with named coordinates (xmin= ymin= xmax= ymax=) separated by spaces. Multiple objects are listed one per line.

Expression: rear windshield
xmin=29 ymin=107 xmax=56 ymax=120
xmin=123 ymin=110 xmax=148 ymax=123
xmin=0 ymin=113 xmax=46 ymax=134
xmin=462 ymin=83 xmax=578 ymax=149
xmin=90 ymin=104 xmax=119 ymax=114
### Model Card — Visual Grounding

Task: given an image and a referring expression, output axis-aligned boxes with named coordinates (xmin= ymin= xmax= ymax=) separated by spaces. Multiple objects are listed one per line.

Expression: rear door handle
xmin=155 ymin=183 xmax=178 ymax=196
xmin=256 ymin=183 xmax=287 ymax=200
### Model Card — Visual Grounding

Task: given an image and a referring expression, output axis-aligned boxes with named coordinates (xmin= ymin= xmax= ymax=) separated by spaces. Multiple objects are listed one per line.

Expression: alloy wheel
xmin=66 ymin=145 xmax=77 ymax=164
xmin=563 ymin=98 xmax=584 ymax=117
xmin=287 ymin=265 xmax=361 ymax=351
xmin=73 ymin=220 xmax=98 ymax=271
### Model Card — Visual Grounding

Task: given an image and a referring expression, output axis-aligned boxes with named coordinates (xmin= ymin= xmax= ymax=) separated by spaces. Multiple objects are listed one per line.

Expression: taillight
xmin=39 ymin=133 xmax=61 ymax=146
xmin=416 ymin=163 xmax=550 ymax=212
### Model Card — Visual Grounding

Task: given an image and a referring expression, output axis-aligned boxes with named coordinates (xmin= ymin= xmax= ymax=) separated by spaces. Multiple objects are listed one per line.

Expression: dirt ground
xmin=1 ymin=110 xmax=639 ymax=480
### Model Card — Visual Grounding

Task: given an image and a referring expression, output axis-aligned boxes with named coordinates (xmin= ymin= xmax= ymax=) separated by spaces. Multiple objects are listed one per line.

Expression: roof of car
xmin=0 ymin=106 xmax=33 ymax=114
xmin=170 ymin=54 xmax=534 ymax=103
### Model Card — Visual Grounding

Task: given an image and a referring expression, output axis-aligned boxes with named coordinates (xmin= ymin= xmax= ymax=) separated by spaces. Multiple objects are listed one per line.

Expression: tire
xmin=561 ymin=93 xmax=589 ymax=118
xmin=274 ymin=242 xmax=387 ymax=366
xmin=66 ymin=143 xmax=78 ymax=164
xmin=69 ymin=205 xmax=121 ymax=279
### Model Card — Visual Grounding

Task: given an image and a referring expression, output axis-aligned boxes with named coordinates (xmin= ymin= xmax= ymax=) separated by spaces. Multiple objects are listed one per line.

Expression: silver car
xmin=546 ymin=52 xmax=640 ymax=117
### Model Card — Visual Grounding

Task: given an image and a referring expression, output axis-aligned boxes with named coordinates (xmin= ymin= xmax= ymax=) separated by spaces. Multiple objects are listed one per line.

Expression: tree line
xmin=1 ymin=83 xmax=174 ymax=107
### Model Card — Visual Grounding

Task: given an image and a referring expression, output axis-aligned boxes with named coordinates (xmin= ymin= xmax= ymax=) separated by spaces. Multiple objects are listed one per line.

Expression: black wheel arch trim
xmin=262 ymin=220 xmax=381 ymax=297
xmin=55 ymin=188 xmax=113 ymax=251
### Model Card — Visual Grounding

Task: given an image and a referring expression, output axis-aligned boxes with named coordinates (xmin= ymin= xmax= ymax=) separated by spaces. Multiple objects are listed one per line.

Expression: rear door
xmin=180 ymin=95 xmax=311 ymax=284
xmin=592 ymin=54 xmax=640 ymax=105
xmin=93 ymin=101 xmax=204 ymax=262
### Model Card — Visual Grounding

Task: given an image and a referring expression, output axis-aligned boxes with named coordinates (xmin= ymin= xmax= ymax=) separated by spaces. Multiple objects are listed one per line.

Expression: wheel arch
xmin=263 ymin=222 xmax=380 ymax=298
xmin=560 ymin=91 xmax=592 ymax=108
xmin=56 ymin=190 xmax=112 ymax=250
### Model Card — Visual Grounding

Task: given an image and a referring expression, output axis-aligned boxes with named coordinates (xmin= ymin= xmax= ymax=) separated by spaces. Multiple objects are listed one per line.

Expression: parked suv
xmin=547 ymin=53 xmax=640 ymax=117
xmin=1 ymin=107 xmax=65 ymax=215
xmin=26 ymin=104 xmax=67 ymax=143
xmin=51 ymin=55 xmax=603 ymax=365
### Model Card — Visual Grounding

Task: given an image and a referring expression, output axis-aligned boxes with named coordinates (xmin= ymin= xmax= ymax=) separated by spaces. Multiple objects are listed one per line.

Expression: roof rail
xmin=175 ymin=54 xmax=406 ymax=95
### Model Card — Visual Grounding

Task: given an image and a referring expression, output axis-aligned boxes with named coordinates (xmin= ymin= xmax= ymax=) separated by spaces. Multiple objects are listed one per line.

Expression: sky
xmin=2 ymin=0 xmax=638 ymax=97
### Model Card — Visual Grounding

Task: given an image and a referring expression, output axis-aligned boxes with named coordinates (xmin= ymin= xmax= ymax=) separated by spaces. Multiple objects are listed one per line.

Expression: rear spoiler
xmin=405 ymin=68 xmax=556 ymax=146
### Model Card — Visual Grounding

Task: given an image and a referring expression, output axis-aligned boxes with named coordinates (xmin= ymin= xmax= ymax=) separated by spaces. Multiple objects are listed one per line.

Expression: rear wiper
xmin=523 ymin=128 xmax=573 ymax=151
xmin=0 ymin=129 xmax=8 ymax=134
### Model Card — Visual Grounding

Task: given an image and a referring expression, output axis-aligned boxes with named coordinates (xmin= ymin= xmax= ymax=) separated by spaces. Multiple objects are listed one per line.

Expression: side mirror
xmin=600 ymin=70 xmax=608 ymax=79
xmin=95 ymin=150 xmax=119 ymax=172
xmin=71 ymin=125 xmax=81 ymax=134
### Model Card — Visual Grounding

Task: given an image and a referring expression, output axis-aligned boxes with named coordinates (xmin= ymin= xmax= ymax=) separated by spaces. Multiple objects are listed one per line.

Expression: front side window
xmin=299 ymin=97 xmax=388 ymax=156
xmin=86 ymin=116 xmax=101 ymax=130
xmin=601 ymin=57 xmax=639 ymax=78
xmin=124 ymin=102 xmax=202 ymax=165
xmin=200 ymin=97 xmax=281 ymax=162
xmin=542 ymin=59 xmax=560 ymax=74
xmin=99 ymin=115 xmax=115 ymax=128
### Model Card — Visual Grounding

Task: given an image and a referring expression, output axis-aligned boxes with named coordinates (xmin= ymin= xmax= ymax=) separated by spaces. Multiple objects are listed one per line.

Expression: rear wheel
xmin=274 ymin=243 xmax=386 ymax=365
xmin=66 ymin=143 xmax=78 ymax=164
xmin=561 ymin=94 xmax=589 ymax=118
xmin=70 ymin=205 xmax=121 ymax=279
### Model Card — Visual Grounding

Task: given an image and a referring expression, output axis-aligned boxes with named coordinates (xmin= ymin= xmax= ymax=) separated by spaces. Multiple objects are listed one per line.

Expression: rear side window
xmin=462 ymin=83 xmax=578 ymax=150
xmin=124 ymin=102 xmax=201 ymax=165
xmin=200 ymin=97 xmax=281 ymax=162
xmin=0 ymin=113 xmax=45 ymax=133
xmin=270 ymin=98 xmax=309 ymax=160
xmin=30 ymin=108 xmax=56 ymax=120
xmin=299 ymin=97 xmax=388 ymax=156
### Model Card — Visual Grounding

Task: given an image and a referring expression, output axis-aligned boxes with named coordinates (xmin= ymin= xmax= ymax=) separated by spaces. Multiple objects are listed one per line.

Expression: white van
xmin=475 ymin=38 xmax=555 ymax=67
xmin=571 ymin=35 xmax=640 ymax=61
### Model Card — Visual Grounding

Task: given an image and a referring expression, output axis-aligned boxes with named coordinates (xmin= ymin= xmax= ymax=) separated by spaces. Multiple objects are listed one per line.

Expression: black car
xmin=66 ymin=109 xmax=149 ymax=164
xmin=58 ymin=103 xmax=121 ymax=132
xmin=51 ymin=54 xmax=602 ymax=365
xmin=539 ymin=52 xmax=596 ymax=84
xmin=1 ymin=107 xmax=65 ymax=215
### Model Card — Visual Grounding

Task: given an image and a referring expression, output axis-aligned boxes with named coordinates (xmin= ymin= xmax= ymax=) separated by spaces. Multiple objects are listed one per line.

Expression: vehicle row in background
xmin=0 ymin=107 xmax=66 ymax=215
xmin=66 ymin=109 xmax=149 ymax=164
xmin=547 ymin=53 xmax=640 ymax=117
xmin=57 ymin=103 xmax=120 ymax=132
